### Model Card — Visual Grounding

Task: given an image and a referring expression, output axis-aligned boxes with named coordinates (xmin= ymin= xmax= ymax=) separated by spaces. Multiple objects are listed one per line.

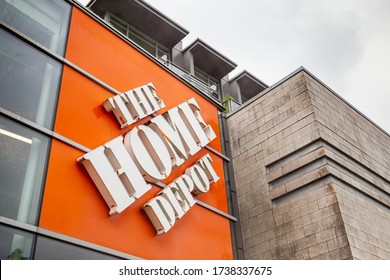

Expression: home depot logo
xmin=78 ymin=83 xmax=220 ymax=235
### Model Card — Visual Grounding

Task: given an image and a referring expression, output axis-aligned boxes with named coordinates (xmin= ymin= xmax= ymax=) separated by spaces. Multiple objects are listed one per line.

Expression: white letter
xmin=178 ymin=98 xmax=216 ymax=147
xmin=173 ymin=175 xmax=196 ymax=208
xmin=143 ymin=196 xmax=175 ymax=235
xmin=159 ymin=186 xmax=186 ymax=219
xmin=77 ymin=136 xmax=151 ymax=215
xmin=124 ymin=125 xmax=172 ymax=182
xmin=103 ymin=83 xmax=165 ymax=128
xmin=186 ymin=164 xmax=210 ymax=195
xmin=102 ymin=95 xmax=136 ymax=128
xmin=163 ymin=106 xmax=201 ymax=156
xmin=143 ymin=83 xmax=165 ymax=112
xmin=149 ymin=115 xmax=188 ymax=167
xmin=188 ymin=98 xmax=217 ymax=142
xmin=124 ymin=83 xmax=165 ymax=120
xmin=197 ymin=154 xmax=220 ymax=183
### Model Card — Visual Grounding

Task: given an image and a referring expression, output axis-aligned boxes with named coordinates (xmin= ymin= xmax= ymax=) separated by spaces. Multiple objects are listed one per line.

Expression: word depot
xmin=78 ymin=83 xmax=220 ymax=235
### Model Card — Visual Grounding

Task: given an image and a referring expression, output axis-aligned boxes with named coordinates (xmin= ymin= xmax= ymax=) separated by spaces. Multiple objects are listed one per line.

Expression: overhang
xmin=90 ymin=0 xmax=189 ymax=49
xmin=230 ymin=70 xmax=268 ymax=102
xmin=183 ymin=39 xmax=237 ymax=80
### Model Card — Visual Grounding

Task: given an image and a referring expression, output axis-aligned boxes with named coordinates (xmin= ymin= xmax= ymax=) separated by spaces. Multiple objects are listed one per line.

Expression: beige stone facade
xmin=226 ymin=68 xmax=390 ymax=259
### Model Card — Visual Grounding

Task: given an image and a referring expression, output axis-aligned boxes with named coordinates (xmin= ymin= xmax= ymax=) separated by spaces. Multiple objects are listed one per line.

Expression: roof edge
xmin=229 ymin=70 xmax=268 ymax=88
xmin=89 ymin=0 xmax=189 ymax=38
xmin=226 ymin=66 xmax=306 ymax=117
xmin=301 ymin=67 xmax=390 ymax=137
xmin=183 ymin=38 xmax=238 ymax=68
xmin=226 ymin=66 xmax=390 ymax=137
xmin=135 ymin=0 xmax=189 ymax=36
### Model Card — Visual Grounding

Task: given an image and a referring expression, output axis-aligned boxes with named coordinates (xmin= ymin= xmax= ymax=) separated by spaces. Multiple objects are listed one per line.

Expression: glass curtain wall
xmin=0 ymin=224 xmax=34 ymax=259
xmin=0 ymin=0 xmax=71 ymax=56
xmin=0 ymin=0 xmax=71 ymax=259
xmin=0 ymin=116 xmax=50 ymax=225
xmin=0 ymin=29 xmax=62 ymax=129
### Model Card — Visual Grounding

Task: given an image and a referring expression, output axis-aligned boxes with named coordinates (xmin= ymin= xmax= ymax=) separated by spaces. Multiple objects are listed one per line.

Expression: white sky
xmin=78 ymin=0 xmax=390 ymax=133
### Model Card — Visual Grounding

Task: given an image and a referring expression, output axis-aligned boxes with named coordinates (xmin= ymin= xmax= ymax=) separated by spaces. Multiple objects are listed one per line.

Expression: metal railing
xmin=222 ymin=98 xmax=241 ymax=114
xmin=160 ymin=58 xmax=220 ymax=100
xmin=161 ymin=59 xmax=242 ymax=114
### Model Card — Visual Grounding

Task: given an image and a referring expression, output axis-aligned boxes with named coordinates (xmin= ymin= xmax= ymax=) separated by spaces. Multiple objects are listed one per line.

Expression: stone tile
xmin=308 ymin=242 xmax=329 ymax=258
xmin=303 ymin=220 xmax=324 ymax=237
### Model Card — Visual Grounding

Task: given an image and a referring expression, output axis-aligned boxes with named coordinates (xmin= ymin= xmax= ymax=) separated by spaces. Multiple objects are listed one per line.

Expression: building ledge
xmin=183 ymin=38 xmax=237 ymax=79
xmin=229 ymin=70 xmax=268 ymax=103
xmin=90 ymin=0 xmax=189 ymax=49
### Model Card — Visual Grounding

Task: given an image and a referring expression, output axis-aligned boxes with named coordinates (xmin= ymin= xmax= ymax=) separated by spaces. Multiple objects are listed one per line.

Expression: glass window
xmin=0 ymin=29 xmax=62 ymax=129
xmin=34 ymin=236 xmax=122 ymax=260
xmin=0 ymin=224 xmax=34 ymax=260
xmin=0 ymin=0 xmax=71 ymax=56
xmin=0 ymin=116 xmax=50 ymax=225
xmin=194 ymin=68 xmax=208 ymax=85
xmin=107 ymin=12 xmax=171 ymax=62
xmin=195 ymin=68 xmax=220 ymax=90
xmin=157 ymin=47 xmax=170 ymax=64
xmin=194 ymin=68 xmax=220 ymax=99
xmin=127 ymin=30 xmax=156 ymax=56
xmin=110 ymin=16 xmax=127 ymax=36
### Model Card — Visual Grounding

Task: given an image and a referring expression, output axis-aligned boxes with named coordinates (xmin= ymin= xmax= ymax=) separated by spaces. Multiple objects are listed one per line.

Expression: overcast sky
xmin=79 ymin=0 xmax=390 ymax=133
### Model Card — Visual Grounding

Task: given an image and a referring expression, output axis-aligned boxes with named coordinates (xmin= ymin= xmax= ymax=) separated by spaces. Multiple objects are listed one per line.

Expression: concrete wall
xmin=226 ymin=68 xmax=390 ymax=259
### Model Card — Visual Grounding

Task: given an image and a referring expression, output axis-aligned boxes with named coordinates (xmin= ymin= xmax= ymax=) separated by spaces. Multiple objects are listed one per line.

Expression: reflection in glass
xmin=34 ymin=236 xmax=122 ymax=260
xmin=0 ymin=29 xmax=62 ymax=129
xmin=0 ymin=224 xmax=34 ymax=260
xmin=0 ymin=0 xmax=71 ymax=56
xmin=0 ymin=116 xmax=50 ymax=225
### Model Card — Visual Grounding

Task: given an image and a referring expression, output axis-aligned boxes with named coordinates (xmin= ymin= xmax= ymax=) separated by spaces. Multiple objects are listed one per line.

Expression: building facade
xmin=227 ymin=68 xmax=390 ymax=259
xmin=0 ymin=0 xmax=246 ymax=260
xmin=0 ymin=0 xmax=389 ymax=260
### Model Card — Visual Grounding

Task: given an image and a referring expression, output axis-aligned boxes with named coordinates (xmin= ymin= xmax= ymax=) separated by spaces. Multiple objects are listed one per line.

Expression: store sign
xmin=78 ymin=83 xmax=220 ymax=235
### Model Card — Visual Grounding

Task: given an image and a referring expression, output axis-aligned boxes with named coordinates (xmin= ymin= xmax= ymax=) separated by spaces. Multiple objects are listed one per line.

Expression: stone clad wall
xmin=304 ymin=72 xmax=390 ymax=259
xmin=227 ymin=68 xmax=390 ymax=259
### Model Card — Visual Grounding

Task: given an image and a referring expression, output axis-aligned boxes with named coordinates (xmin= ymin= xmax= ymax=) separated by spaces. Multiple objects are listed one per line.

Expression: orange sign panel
xmin=38 ymin=7 xmax=232 ymax=259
